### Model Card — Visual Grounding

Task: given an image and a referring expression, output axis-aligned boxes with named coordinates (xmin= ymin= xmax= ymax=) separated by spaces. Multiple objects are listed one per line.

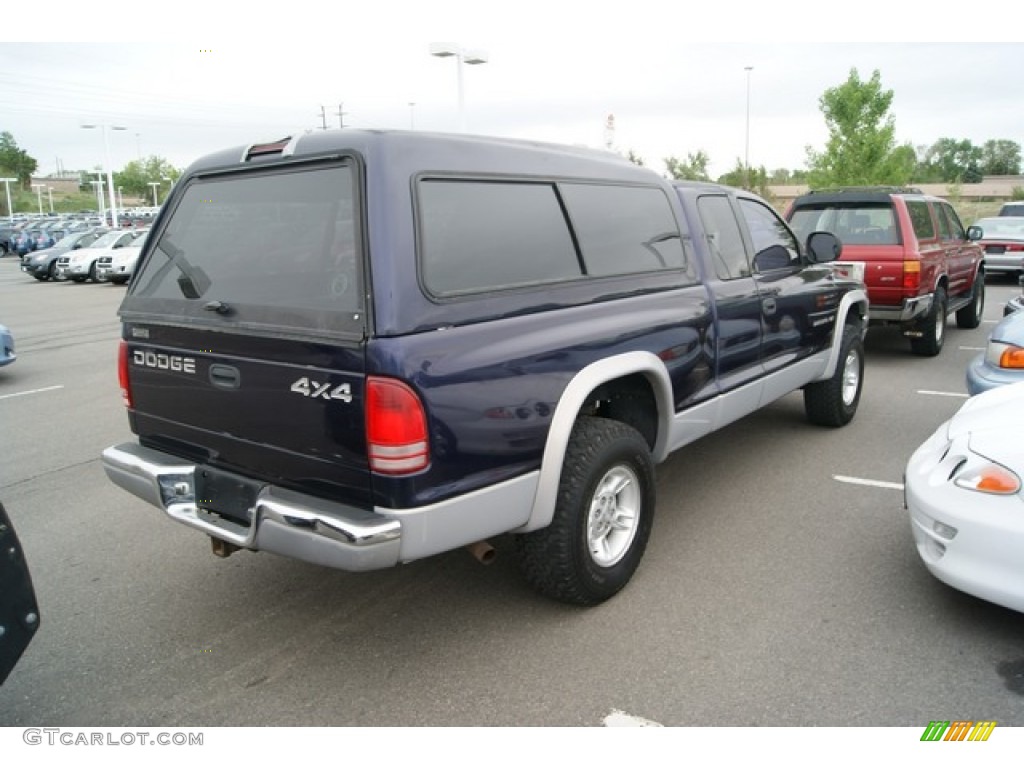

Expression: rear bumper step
xmin=101 ymin=442 xmax=402 ymax=571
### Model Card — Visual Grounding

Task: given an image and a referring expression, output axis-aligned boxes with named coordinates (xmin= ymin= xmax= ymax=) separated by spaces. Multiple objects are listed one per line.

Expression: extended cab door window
xmin=696 ymin=195 xmax=751 ymax=281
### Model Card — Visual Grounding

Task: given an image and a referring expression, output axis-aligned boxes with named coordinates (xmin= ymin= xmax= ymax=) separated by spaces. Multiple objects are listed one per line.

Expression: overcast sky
xmin=2 ymin=3 xmax=1022 ymax=180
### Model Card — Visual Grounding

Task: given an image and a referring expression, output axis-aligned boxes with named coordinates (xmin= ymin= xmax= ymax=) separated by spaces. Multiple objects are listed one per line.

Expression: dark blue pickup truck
xmin=102 ymin=130 xmax=867 ymax=605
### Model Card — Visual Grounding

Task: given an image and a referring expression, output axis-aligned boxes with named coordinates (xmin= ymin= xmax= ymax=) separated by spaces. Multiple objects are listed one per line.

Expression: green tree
xmin=625 ymin=149 xmax=645 ymax=167
xmin=981 ymin=139 xmax=1021 ymax=176
xmin=114 ymin=156 xmax=181 ymax=200
xmin=663 ymin=151 xmax=710 ymax=181
xmin=716 ymin=159 xmax=771 ymax=197
xmin=0 ymin=131 xmax=38 ymax=188
xmin=805 ymin=68 xmax=915 ymax=188
xmin=921 ymin=138 xmax=983 ymax=183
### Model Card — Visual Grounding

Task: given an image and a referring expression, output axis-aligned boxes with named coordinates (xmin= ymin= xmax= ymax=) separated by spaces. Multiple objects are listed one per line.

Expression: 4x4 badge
xmin=290 ymin=377 xmax=353 ymax=403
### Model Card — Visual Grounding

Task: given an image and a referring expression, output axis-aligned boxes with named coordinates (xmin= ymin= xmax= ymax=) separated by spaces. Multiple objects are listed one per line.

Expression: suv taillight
xmin=366 ymin=377 xmax=429 ymax=475
xmin=902 ymin=260 xmax=921 ymax=293
xmin=118 ymin=341 xmax=133 ymax=408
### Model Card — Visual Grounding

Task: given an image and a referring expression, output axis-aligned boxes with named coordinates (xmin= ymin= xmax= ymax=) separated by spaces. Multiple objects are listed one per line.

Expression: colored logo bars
xmin=920 ymin=721 xmax=997 ymax=742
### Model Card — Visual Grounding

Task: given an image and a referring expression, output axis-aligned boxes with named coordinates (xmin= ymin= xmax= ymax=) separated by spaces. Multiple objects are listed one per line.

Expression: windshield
xmin=89 ymin=231 xmax=128 ymax=249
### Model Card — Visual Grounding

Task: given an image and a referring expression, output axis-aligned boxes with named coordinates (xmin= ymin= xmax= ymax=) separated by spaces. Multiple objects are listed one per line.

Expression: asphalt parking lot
xmin=1 ymin=256 xmax=1023 ymax=727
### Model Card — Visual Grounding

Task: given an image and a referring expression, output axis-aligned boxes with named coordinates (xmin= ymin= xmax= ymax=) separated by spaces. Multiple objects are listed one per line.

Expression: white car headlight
xmin=952 ymin=461 xmax=1021 ymax=495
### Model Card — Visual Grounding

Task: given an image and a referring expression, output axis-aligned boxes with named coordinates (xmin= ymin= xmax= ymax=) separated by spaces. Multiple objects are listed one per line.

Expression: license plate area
xmin=195 ymin=466 xmax=262 ymax=525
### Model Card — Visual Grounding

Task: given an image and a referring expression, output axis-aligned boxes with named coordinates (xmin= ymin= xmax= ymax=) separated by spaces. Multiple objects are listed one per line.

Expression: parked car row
xmin=20 ymin=228 xmax=148 ymax=284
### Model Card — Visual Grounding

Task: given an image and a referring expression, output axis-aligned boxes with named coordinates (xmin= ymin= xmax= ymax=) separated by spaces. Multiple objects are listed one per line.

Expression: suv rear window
xmin=788 ymin=204 xmax=898 ymax=245
xmin=123 ymin=163 xmax=363 ymax=338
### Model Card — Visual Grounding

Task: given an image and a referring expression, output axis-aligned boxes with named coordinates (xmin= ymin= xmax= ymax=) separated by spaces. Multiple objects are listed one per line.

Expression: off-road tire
xmin=804 ymin=323 xmax=864 ymax=427
xmin=514 ymin=416 xmax=655 ymax=606
xmin=955 ymin=274 xmax=985 ymax=329
xmin=910 ymin=286 xmax=947 ymax=357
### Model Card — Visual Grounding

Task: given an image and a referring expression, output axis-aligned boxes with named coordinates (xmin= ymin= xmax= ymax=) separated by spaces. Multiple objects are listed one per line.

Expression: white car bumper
xmin=905 ymin=425 xmax=1024 ymax=612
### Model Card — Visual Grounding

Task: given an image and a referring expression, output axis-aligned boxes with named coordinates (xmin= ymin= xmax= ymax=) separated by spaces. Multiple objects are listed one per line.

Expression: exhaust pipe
xmin=466 ymin=540 xmax=496 ymax=565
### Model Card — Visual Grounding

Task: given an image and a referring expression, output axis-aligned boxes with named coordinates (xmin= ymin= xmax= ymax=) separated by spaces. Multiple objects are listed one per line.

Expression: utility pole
xmin=336 ymin=103 xmax=347 ymax=129
xmin=317 ymin=106 xmax=328 ymax=130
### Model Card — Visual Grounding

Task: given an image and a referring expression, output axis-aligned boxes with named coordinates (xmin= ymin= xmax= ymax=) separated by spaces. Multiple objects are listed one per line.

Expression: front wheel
xmin=514 ymin=417 xmax=655 ymax=606
xmin=804 ymin=323 xmax=864 ymax=427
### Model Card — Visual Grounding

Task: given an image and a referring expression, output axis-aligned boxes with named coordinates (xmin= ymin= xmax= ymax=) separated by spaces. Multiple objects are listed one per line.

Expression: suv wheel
xmin=910 ymin=286 xmax=947 ymax=357
xmin=804 ymin=323 xmax=864 ymax=427
xmin=955 ymin=274 xmax=985 ymax=329
xmin=514 ymin=416 xmax=654 ymax=606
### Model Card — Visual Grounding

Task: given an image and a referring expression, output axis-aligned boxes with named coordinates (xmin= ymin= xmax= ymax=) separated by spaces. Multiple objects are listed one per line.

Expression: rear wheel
xmin=955 ymin=274 xmax=985 ymax=329
xmin=514 ymin=417 xmax=655 ymax=606
xmin=910 ymin=286 xmax=946 ymax=357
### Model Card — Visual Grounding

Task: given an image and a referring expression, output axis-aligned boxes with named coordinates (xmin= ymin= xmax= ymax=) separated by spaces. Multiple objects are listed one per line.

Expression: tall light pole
xmin=429 ymin=42 xmax=489 ymax=133
xmin=408 ymin=101 xmax=416 ymax=130
xmin=90 ymin=179 xmax=105 ymax=222
xmin=82 ymin=123 xmax=127 ymax=226
xmin=31 ymin=183 xmax=44 ymax=215
xmin=0 ymin=177 xmax=16 ymax=222
xmin=744 ymin=65 xmax=753 ymax=189
xmin=46 ymin=186 xmax=54 ymax=213
xmin=148 ymin=181 xmax=160 ymax=206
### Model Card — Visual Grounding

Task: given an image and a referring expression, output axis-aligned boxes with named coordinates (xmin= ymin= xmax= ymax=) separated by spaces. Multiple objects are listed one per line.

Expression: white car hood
xmin=948 ymin=381 xmax=1024 ymax=465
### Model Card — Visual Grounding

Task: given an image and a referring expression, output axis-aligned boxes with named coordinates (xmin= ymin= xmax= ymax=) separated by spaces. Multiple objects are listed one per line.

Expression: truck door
xmin=694 ymin=194 xmax=764 ymax=395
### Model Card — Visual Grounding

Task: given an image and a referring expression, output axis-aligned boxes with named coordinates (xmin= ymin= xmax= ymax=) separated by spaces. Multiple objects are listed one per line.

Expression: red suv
xmin=787 ymin=187 xmax=985 ymax=356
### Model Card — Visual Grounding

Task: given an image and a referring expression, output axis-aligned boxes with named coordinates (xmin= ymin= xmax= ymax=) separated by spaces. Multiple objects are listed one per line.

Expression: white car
xmin=95 ymin=230 xmax=150 ymax=284
xmin=55 ymin=229 xmax=148 ymax=282
xmin=905 ymin=380 xmax=1024 ymax=612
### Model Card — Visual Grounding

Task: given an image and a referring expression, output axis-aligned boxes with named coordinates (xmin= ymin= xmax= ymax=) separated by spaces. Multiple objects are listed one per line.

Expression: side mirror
xmin=967 ymin=225 xmax=983 ymax=241
xmin=806 ymin=231 xmax=842 ymax=263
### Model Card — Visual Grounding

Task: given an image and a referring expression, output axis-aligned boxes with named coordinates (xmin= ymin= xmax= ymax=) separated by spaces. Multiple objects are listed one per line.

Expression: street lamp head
xmin=463 ymin=50 xmax=489 ymax=65
xmin=429 ymin=42 xmax=459 ymax=58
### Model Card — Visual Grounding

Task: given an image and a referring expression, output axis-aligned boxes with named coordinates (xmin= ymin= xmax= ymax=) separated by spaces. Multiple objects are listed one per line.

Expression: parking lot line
xmin=0 ymin=384 xmax=64 ymax=401
xmin=916 ymin=390 xmax=970 ymax=398
xmin=833 ymin=475 xmax=904 ymax=490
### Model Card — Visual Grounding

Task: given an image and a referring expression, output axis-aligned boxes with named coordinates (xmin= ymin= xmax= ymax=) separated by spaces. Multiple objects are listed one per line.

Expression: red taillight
xmin=902 ymin=260 xmax=921 ymax=292
xmin=366 ymin=377 xmax=429 ymax=475
xmin=118 ymin=341 xmax=133 ymax=408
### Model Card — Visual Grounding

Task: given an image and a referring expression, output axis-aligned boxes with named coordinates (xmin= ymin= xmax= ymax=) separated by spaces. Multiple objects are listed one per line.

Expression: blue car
xmin=0 ymin=323 xmax=15 ymax=367
xmin=966 ymin=310 xmax=1024 ymax=394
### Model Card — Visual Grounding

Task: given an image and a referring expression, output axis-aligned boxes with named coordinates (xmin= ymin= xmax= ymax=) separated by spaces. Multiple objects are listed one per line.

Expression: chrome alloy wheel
xmin=587 ymin=465 xmax=641 ymax=567
xmin=842 ymin=347 xmax=861 ymax=406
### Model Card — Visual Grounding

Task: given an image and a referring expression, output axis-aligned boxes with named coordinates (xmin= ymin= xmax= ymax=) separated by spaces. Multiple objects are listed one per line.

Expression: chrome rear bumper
xmin=101 ymin=442 xmax=402 ymax=571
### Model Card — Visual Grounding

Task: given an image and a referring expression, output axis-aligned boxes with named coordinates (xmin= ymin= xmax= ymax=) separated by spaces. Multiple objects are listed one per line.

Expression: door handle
xmin=762 ymin=298 xmax=777 ymax=315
